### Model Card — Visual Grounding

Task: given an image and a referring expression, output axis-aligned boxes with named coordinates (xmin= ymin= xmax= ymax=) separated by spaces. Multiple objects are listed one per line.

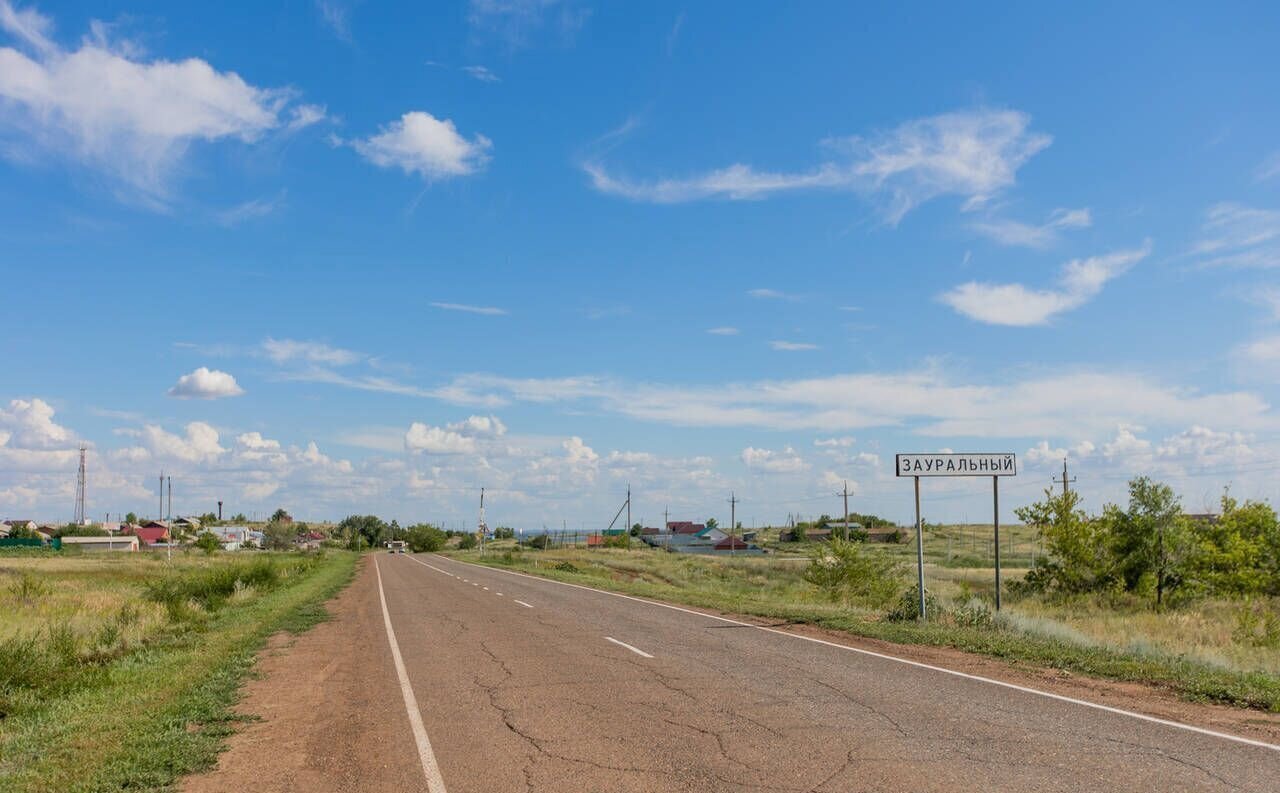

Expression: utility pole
xmin=478 ymin=487 xmax=486 ymax=556
xmin=1052 ymin=457 xmax=1076 ymax=497
xmin=159 ymin=471 xmax=164 ymax=522
xmin=728 ymin=492 xmax=739 ymax=555
xmin=839 ymin=480 xmax=851 ymax=540
xmin=626 ymin=484 xmax=631 ymax=536
xmin=166 ymin=475 xmax=172 ymax=563
xmin=663 ymin=505 xmax=670 ymax=551
xmin=73 ymin=444 xmax=87 ymax=525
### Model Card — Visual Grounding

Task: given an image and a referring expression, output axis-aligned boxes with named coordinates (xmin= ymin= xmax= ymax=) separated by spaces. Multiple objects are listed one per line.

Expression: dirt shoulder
xmin=181 ymin=557 xmax=428 ymax=793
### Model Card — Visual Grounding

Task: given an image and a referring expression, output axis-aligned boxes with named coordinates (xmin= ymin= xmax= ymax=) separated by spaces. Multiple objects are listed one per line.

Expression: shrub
xmin=952 ymin=597 xmax=995 ymax=629
xmin=554 ymin=561 xmax=580 ymax=573
xmin=602 ymin=533 xmax=631 ymax=549
xmin=8 ymin=572 xmax=51 ymax=602
xmin=194 ymin=531 xmax=221 ymax=554
xmin=458 ymin=534 xmax=477 ymax=550
xmin=524 ymin=533 xmax=551 ymax=550
xmin=802 ymin=538 xmax=902 ymax=607
xmin=887 ymin=585 xmax=942 ymax=622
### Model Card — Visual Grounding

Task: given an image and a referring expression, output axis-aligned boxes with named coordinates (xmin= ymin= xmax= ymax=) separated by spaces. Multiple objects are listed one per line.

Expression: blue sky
xmin=3 ymin=1 xmax=1280 ymax=529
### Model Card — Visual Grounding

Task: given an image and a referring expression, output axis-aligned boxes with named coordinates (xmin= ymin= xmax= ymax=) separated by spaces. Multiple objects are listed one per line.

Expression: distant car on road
xmin=387 ymin=540 xmax=407 ymax=554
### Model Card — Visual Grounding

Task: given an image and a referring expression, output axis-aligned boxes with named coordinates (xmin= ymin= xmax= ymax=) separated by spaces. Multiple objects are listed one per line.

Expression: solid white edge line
xmin=605 ymin=636 xmax=654 ymax=658
xmin=374 ymin=557 xmax=449 ymax=792
xmin=427 ymin=554 xmax=1280 ymax=754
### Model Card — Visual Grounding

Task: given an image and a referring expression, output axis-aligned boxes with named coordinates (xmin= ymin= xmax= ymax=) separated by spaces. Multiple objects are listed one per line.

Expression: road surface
xmin=188 ymin=553 xmax=1280 ymax=792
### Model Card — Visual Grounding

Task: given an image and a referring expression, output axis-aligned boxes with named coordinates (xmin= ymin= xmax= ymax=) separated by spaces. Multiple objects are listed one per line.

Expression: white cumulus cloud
xmin=350 ymin=111 xmax=491 ymax=181
xmin=167 ymin=367 xmax=245 ymax=399
xmin=0 ymin=397 xmax=72 ymax=448
xmin=404 ymin=422 xmax=476 ymax=454
xmin=0 ymin=1 xmax=321 ymax=206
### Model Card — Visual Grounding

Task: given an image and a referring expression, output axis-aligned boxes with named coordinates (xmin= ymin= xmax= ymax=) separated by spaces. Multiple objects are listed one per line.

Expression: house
xmin=126 ymin=524 xmax=169 ymax=545
xmin=638 ymin=527 xmax=661 ymax=536
xmin=173 ymin=516 xmax=202 ymax=532
xmin=3 ymin=519 xmax=37 ymax=534
xmin=667 ymin=521 xmax=706 ymax=534
xmin=865 ymin=527 xmax=904 ymax=543
xmin=212 ymin=526 xmax=251 ymax=550
xmin=586 ymin=533 xmax=604 ymax=547
xmin=59 ymin=535 xmax=139 ymax=552
xmin=139 ymin=520 xmax=169 ymax=530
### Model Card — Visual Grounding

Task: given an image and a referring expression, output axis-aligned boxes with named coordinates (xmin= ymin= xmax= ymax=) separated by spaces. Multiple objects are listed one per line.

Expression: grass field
xmin=0 ymin=549 xmax=358 ymax=793
xmin=454 ymin=541 xmax=1280 ymax=712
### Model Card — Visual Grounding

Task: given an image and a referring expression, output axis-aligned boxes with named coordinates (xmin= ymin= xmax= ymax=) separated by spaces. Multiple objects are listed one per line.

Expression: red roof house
xmin=667 ymin=521 xmax=706 ymax=535
xmin=126 ymin=525 xmax=169 ymax=544
xmin=714 ymin=536 xmax=751 ymax=551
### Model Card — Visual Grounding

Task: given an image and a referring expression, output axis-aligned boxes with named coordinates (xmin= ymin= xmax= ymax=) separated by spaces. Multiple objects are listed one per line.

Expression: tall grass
xmin=0 ymin=553 xmax=322 ymax=722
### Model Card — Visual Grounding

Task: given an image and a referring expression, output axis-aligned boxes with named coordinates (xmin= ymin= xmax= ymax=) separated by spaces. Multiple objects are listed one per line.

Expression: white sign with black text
xmin=895 ymin=453 xmax=1016 ymax=478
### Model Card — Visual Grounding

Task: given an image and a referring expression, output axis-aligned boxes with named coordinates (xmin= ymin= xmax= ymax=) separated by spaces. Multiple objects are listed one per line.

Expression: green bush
xmin=887 ymin=584 xmax=943 ymax=622
xmin=194 ymin=532 xmax=221 ymax=554
xmin=405 ymin=524 xmax=446 ymax=553
xmin=458 ymin=534 xmax=477 ymax=550
xmin=952 ymin=597 xmax=995 ymax=629
xmin=524 ymin=533 xmax=551 ymax=550
xmin=802 ymin=538 xmax=902 ymax=607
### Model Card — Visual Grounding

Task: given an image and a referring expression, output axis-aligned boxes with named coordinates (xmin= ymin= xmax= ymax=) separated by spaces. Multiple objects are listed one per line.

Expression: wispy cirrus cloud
xmin=427 ymin=367 xmax=1275 ymax=439
xmin=461 ymin=64 xmax=500 ymax=82
xmin=747 ymin=288 xmax=801 ymax=301
xmin=431 ymin=301 xmax=508 ymax=316
xmin=1190 ymin=203 xmax=1280 ymax=269
xmin=940 ymin=242 xmax=1150 ymax=326
xmin=970 ymin=207 xmax=1091 ymax=248
xmin=261 ymin=338 xmax=364 ymax=366
xmin=770 ymin=340 xmax=818 ymax=351
xmin=467 ymin=0 xmax=590 ymax=50
xmin=584 ymin=109 xmax=1051 ymax=224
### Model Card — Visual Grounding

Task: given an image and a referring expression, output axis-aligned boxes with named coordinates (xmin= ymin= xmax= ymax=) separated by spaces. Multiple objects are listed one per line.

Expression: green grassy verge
xmin=453 ymin=547 xmax=1280 ymax=713
xmin=0 ymin=551 xmax=359 ymax=793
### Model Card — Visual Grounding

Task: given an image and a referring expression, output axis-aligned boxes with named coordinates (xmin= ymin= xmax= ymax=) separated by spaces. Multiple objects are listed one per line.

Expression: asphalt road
xmin=371 ymin=552 xmax=1279 ymax=792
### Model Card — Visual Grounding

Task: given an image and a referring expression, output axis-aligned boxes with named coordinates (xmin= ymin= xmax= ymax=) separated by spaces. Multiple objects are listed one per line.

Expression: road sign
xmin=898 ymin=452 xmax=1018 ymax=618
xmin=895 ymin=453 xmax=1016 ymax=477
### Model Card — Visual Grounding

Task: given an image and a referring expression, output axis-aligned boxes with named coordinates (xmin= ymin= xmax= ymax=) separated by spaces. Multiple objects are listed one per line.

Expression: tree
xmin=195 ymin=531 xmax=221 ymax=554
xmin=199 ymin=512 xmax=218 ymax=526
xmin=803 ymin=537 xmax=903 ymax=607
xmin=337 ymin=515 xmax=389 ymax=550
xmin=458 ymin=533 xmax=477 ymax=550
xmin=405 ymin=524 xmax=446 ymax=553
xmin=271 ymin=508 xmax=291 ymax=523
xmin=1187 ymin=494 xmax=1280 ymax=596
xmin=1107 ymin=477 xmax=1191 ymax=607
xmin=262 ymin=521 xmax=296 ymax=551
xmin=125 ymin=512 xmax=139 ymax=525
xmin=629 ymin=523 xmax=643 ymax=537
xmin=1015 ymin=488 xmax=1113 ymax=595
xmin=704 ymin=517 xmax=718 ymax=531
xmin=493 ymin=526 xmax=515 ymax=540
xmin=231 ymin=513 xmax=248 ymax=523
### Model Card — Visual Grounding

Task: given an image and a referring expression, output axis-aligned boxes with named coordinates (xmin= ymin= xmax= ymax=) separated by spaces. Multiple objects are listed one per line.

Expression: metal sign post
xmin=896 ymin=453 xmax=1017 ymax=619
xmin=914 ymin=475 xmax=925 ymax=619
